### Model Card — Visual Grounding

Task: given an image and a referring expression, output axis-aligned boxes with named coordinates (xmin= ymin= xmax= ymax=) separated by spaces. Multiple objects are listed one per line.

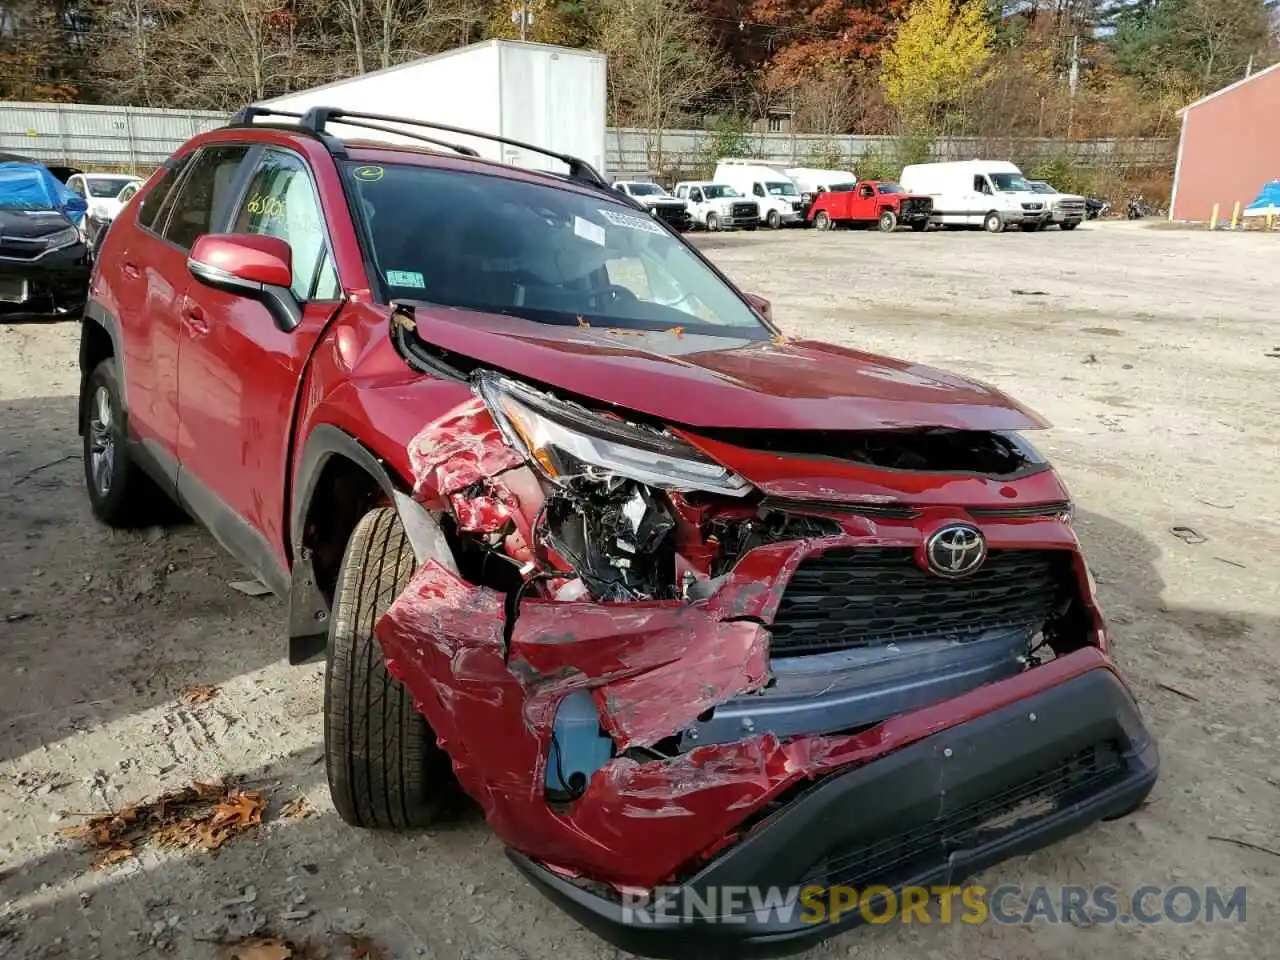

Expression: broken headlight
xmin=476 ymin=373 xmax=751 ymax=497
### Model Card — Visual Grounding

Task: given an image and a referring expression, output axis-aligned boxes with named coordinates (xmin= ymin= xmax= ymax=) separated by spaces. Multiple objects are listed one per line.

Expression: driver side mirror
xmin=745 ymin=293 xmax=772 ymax=323
xmin=187 ymin=234 xmax=301 ymax=331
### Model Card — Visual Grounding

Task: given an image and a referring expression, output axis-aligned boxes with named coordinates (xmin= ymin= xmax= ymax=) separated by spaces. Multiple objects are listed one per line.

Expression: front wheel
xmin=766 ymin=210 xmax=781 ymax=229
xmin=983 ymin=212 xmax=1005 ymax=233
xmin=878 ymin=210 xmax=898 ymax=233
xmin=814 ymin=211 xmax=831 ymax=231
xmin=325 ymin=507 xmax=458 ymax=830
xmin=911 ymin=221 xmax=928 ymax=232
xmin=743 ymin=223 xmax=758 ymax=231
xmin=704 ymin=212 xmax=719 ymax=231
xmin=1060 ymin=221 xmax=1079 ymax=231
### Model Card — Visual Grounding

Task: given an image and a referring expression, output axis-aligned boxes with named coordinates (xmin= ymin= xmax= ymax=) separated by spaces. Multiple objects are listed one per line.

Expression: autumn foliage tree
xmin=881 ymin=0 xmax=993 ymax=132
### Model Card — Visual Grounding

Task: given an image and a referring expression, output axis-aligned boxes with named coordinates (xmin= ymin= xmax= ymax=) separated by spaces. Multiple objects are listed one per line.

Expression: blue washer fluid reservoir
xmin=545 ymin=690 xmax=615 ymax=799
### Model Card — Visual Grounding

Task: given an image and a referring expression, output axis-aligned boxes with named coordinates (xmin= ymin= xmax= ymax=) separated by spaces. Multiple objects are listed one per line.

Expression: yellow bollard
xmin=1231 ymin=201 xmax=1241 ymax=230
xmin=1270 ymin=205 xmax=1276 ymax=231
xmin=1210 ymin=203 xmax=1219 ymax=230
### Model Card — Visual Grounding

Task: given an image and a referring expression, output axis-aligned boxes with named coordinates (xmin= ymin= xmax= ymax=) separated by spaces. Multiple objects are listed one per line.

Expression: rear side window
xmin=229 ymin=149 xmax=333 ymax=301
xmin=163 ymin=145 xmax=250 ymax=250
xmin=138 ymin=158 xmax=188 ymax=230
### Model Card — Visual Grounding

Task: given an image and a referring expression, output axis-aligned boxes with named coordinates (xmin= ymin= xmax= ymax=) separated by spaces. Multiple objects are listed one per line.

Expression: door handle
xmin=182 ymin=304 xmax=209 ymax=336
xmin=122 ymin=262 xmax=141 ymax=279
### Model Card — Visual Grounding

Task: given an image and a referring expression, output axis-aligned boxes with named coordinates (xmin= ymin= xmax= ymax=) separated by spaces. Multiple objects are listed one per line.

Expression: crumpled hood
xmin=0 ymin=208 xmax=75 ymax=239
xmin=406 ymin=306 xmax=1049 ymax=432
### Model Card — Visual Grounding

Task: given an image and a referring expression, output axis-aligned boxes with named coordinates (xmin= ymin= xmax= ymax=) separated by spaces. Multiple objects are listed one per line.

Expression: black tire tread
xmin=325 ymin=507 xmax=453 ymax=830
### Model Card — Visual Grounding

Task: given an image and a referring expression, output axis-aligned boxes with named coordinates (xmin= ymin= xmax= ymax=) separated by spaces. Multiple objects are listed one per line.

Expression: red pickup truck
xmin=808 ymin=180 xmax=934 ymax=232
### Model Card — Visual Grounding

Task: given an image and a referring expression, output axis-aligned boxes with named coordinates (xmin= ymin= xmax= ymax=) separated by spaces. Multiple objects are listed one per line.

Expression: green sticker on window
xmin=353 ymin=165 xmax=384 ymax=182
xmin=386 ymin=269 xmax=425 ymax=288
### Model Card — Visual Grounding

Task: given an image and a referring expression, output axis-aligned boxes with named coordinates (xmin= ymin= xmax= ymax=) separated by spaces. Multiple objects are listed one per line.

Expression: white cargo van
xmin=712 ymin=160 xmax=805 ymax=228
xmin=899 ymin=160 xmax=1053 ymax=233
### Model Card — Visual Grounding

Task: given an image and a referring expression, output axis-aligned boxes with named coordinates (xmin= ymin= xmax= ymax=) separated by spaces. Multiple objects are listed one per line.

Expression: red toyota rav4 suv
xmin=80 ymin=107 xmax=1156 ymax=958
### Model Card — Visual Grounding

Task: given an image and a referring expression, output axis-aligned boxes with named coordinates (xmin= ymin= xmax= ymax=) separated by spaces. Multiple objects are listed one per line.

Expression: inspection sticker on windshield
xmin=574 ymin=215 xmax=606 ymax=246
xmin=598 ymin=208 xmax=666 ymax=236
xmin=386 ymin=269 xmax=425 ymax=288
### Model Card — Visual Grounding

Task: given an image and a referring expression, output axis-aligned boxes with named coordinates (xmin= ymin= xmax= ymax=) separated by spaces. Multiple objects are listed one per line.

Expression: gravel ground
xmin=1 ymin=219 xmax=1277 ymax=959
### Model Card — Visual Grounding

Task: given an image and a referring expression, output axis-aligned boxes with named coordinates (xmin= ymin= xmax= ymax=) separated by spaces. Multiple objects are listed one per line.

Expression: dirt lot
xmin=2 ymin=220 xmax=1277 ymax=959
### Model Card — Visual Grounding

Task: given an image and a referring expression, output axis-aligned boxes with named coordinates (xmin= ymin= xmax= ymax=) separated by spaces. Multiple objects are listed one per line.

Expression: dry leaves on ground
xmin=60 ymin=780 xmax=265 ymax=868
xmin=279 ymin=796 xmax=315 ymax=821
xmin=182 ymin=684 xmax=220 ymax=706
xmin=218 ymin=934 xmax=384 ymax=960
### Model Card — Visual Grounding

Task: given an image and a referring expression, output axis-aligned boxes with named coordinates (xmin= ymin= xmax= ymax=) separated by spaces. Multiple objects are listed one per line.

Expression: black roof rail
xmin=298 ymin=106 xmax=611 ymax=190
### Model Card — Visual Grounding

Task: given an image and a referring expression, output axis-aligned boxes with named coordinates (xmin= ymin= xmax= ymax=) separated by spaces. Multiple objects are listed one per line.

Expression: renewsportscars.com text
xmin=621 ymin=884 xmax=1247 ymax=926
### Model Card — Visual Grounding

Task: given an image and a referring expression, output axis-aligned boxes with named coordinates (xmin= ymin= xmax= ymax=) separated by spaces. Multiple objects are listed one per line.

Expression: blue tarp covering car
xmin=1244 ymin=180 xmax=1280 ymax=217
xmin=0 ymin=161 xmax=89 ymax=225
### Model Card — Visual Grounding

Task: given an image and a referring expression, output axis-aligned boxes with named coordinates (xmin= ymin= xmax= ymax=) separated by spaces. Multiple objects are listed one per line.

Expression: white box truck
xmin=899 ymin=160 xmax=1053 ymax=233
xmin=259 ymin=40 xmax=607 ymax=178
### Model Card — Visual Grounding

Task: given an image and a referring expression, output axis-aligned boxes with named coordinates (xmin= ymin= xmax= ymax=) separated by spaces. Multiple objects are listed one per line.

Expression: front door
xmin=175 ymin=147 xmax=342 ymax=592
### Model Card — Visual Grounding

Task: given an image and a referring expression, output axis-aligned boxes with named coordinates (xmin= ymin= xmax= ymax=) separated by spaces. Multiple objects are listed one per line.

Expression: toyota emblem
xmin=925 ymin=524 xmax=987 ymax=578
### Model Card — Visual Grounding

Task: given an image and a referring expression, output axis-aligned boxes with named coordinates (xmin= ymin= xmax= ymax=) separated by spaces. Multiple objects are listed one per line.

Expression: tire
xmin=814 ymin=211 xmax=831 ymax=231
xmin=325 ymin=507 xmax=457 ymax=830
xmin=705 ymin=211 xmax=719 ymax=231
xmin=984 ymin=211 xmax=1005 ymax=233
xmin=911 ymin=221 xmax=928 ymax=232
xmin=766 ymin=209 xmax=781 ymax=229
xmin=82 ymin=357 xmax=163 ymax=528
xmin=1060 ymin=221 xmax=1079 ymax=231
xmin=878 ymin=210 xmax=898 ymax=233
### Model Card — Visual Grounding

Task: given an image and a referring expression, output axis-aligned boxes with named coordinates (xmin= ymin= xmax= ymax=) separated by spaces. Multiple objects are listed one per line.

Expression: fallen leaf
xmin=280 ymin=796 xmax=315 ymax=821
xmin=217 ymin=938 xmax=295 ymax=960
xmin=664 ymin=326 xmax=685 ymax=338
xmin=576 ymin=315 xmax=590 ymax=328
xmin=341 ymin=934 xmax=385 ymax=960
xmin=93 ymin=843 xmax=134 ymax=870
xmin=182 ymin=684 xmax=220 ymax=706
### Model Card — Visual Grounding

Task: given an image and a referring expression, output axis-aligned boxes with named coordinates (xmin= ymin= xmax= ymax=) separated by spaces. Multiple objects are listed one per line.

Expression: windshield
xmin=345 ymin=162 xmax=769 ymax=338
xmin=765 ymin=181 xmax=799 ymax=197
xmin=991 ymin=172 xmax=1033 ymax=193
xmin=827 ymin=182 xmax=855 ymax=193
xmin=86 ymin=177 xmax=136 ymax=198
xmin=876 ymin=184 xmax=904 ymax=194
xmin=1029 ymin=182 xmax=1057 ymax=194
xmin=703 ymin=185 xmax=740 ymax=199
xmin=627 ymin=183 xmax=666 ymax=197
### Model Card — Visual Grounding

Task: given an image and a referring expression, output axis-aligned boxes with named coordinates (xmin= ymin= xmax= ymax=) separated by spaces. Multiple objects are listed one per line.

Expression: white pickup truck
xmin=672 ymin=181 xmax=760 ymax=231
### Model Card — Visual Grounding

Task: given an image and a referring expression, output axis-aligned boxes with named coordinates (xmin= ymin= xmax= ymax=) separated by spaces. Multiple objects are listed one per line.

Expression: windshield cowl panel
xmin=347 ymin=162 xmax=768 ymax=337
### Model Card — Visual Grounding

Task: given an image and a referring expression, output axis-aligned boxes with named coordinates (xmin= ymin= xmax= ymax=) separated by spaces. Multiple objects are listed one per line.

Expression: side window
xmin=974 ymin=175 xmax=991 ymax=195
xmin=163 ymin=145 xmax=250 ymax=250
xmin=860 ymin=185 xmax=874 ymax=198
xmin=752 ymin=183 xmax=764 ymax=198
xmin=138 ymin=159 xmax=186 ymax=230
xmin=690 ymin=188 xmax=703 ymax=203
xmin=229 ymin=149 xmax=333 ymax=302
xmin=68 ymin=177 xmax=85 ymax=197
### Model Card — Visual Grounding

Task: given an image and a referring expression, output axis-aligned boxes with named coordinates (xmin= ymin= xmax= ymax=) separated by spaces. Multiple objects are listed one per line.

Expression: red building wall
xmin=1171 ymin=66 xmax=1280 ymax=222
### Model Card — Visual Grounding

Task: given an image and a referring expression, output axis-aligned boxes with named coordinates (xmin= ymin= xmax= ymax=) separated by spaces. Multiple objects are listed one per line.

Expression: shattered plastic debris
xmin=60 ymin=781 xmax=266 ymax=867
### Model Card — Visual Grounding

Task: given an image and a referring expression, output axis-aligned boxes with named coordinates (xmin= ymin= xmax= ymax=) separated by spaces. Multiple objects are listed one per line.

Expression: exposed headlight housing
xmin=475 ymin=373 xmax=751 ymax=497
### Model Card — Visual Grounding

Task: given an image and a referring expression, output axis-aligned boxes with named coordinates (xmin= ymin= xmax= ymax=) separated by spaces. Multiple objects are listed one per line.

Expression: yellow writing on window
xmin=247 ymin=194 xmax=285 ymax=218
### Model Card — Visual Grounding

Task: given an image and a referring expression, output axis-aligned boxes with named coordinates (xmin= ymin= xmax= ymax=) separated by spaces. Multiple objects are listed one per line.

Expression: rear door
xmin=175 ymin=147 xmax=343 ymax=591
xmin=119 ymin=145 xmax=251 ymax=481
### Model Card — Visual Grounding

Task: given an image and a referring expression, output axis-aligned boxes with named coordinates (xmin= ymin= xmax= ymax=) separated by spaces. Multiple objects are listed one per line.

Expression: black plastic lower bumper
xmin=509 ymin=666 xmax=1158 ymax=959
xmin=0 ymin=244 xmax=91 ymax=320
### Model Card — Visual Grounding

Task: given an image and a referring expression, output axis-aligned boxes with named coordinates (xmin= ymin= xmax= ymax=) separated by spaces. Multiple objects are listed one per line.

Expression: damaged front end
xmin=376 ymin=370 xmax=1157 ymax=958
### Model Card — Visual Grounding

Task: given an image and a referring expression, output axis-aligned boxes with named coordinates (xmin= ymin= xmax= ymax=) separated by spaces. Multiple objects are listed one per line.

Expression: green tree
xmin=882 ymin=0 xmax=994 ymax=132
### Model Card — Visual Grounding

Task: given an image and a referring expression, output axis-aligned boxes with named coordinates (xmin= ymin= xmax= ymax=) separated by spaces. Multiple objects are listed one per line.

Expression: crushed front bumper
xmin=511 ymin=664 xmax=1158 ymax=959
xmin=0 ymin=244 xmax=90 ymax=320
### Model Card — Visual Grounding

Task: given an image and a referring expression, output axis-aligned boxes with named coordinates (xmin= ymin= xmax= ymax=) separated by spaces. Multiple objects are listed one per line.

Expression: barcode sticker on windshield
xmin=598 ymin=208 xmax=666 ymax=235
xmin=386 ymin=270 xmax=425 ymax=288
xmin=574 ymin=215 xmax=606 ymax=246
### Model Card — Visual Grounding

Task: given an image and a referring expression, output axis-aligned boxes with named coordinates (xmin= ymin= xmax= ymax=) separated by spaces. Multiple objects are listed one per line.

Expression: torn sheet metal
xmin=407 ymin=397 xmax=524 ymax=507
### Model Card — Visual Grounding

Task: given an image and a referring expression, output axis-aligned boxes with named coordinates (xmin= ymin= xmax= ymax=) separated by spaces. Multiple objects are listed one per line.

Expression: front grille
xmin=806 ymin=741 xmax=1125 ymax=889
xmin=900 ymin=198 xmax=932 ymax=217
xmin=731 ymin=202 xmax=757 ymax=218
xmin=770 ymin=548 xmax=1068 ymax=657
xmin=791 ymin=200 xmax=803 ymax=211
xmin=1021 ymin=202 xmax=1045 ymax=212
xmin=652 ymin=206 xmax=689 ymax=227
xmin=1055 ymin=199 xmax=1085 ymax=215
xmin=0 ymin=238 xmax=47 ymax=260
